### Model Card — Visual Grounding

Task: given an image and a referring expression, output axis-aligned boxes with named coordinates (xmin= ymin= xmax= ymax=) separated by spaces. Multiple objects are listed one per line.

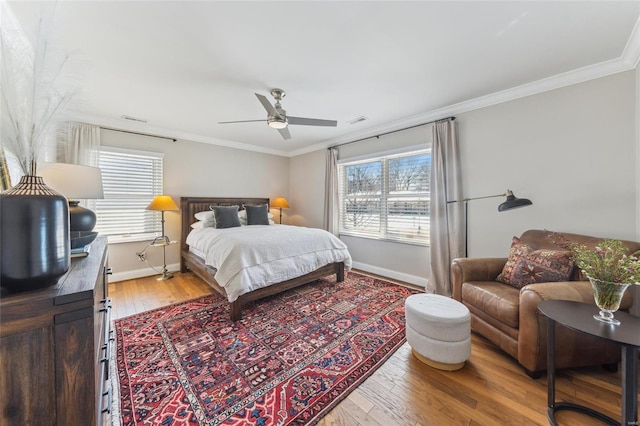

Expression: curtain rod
xmin=328 ymin=116 xmax=455 ymax=150
xmin=101 ymin=127 xmax=177 ymax=142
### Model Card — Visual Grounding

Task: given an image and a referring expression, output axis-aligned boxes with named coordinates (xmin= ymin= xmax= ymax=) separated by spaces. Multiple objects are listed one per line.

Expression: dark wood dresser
xmin=0 ymin=237 xmax=112 ymax=425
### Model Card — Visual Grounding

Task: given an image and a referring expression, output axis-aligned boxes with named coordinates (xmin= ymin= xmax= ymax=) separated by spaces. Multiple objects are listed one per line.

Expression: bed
xmin=180 ymin=197 xmax=351 ymax=321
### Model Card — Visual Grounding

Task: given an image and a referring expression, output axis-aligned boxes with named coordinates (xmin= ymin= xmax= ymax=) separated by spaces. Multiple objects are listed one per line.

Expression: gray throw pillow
xmin=245 ymin=204 xmax=270 ymax=225
xmin=211 ymin=205 xmax=241 ymax=228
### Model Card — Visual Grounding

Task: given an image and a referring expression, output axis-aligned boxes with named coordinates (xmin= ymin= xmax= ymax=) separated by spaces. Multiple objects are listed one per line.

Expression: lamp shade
xmin=146 ymin=195 xmax=179 ymax=211
xmin=498 ymin=189 xmax=533 ymax=212
xmin=271 ymin=197 xmax=290 ymax=209
xmin=38 ymin=162 xmax=104 ymax=247
xmin=38 ymin=163 xmax=104 ymax=199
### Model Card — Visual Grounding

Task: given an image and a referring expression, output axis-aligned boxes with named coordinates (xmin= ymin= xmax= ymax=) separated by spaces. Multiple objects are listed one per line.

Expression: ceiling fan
xmin=218 ymin=89 xmax=337 ymax=140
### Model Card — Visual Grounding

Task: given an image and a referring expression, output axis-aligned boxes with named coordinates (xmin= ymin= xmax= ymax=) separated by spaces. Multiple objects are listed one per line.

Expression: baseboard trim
xmin=110 ymin=261 xmax=428 ymax=288
xmin=351 ymin=261 xmax=427 ymax=288
xmin=109 ymin=263 xmax=181 ymax=283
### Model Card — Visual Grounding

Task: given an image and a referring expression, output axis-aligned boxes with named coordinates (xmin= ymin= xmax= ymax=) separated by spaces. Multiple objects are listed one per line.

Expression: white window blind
xmin=338 ymin=149 xmax=430 ymax=245
xmin=89 ymin=147 xmax=164 ymax=240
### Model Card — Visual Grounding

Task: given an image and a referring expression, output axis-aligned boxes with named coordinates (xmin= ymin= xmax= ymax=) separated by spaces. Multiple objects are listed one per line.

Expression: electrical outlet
xmin=136 ymin=252 xmax=145 ymax=261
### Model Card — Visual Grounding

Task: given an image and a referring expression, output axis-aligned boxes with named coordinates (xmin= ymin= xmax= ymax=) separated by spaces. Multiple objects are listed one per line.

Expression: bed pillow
xmin=239 ymin=207 xmax=274 ymax=225
xmin=496 ymin=236 xmax=574 ymax=289
xmin=194 ymin=211 xmax=216 ymax=227
xmin=238 ymin=210 xmax=273 ymax=219
xmin=190 ymin=221 xmax=204 ymax=229
xmin=238 ymin=209 xmax=248 ymax=225
xmin=245 ymin=204 xmax=270 ymax=225
xmin=211 ymin=205 xmax=241 ymax=229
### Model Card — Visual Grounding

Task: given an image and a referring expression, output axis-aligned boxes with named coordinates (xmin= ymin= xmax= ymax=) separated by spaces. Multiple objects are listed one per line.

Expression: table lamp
xmin=38 ymin=162 xmax=104 ymax=249
xmin=271 ymin=197 xmax=290 ymax=224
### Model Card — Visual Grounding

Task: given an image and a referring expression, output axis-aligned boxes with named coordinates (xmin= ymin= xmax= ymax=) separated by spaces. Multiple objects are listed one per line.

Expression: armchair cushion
xmin=462 ymin=281 xmax=520 ymax=328
xmin=496 ymin=236 xmax=575 ymax=288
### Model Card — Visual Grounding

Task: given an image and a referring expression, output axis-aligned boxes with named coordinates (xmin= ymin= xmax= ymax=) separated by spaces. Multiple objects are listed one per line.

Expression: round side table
xmin=538 ymin=300 xmax=640 ymax=426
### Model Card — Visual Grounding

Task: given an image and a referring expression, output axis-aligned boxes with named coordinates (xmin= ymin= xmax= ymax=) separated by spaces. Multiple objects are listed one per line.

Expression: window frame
xmin=88 ymin=146 xmax=164 ymax=244
xmin=338 ymin=146 xmax=431 ymax=246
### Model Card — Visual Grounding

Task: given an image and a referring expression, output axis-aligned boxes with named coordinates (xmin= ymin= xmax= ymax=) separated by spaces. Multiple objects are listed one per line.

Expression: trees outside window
xmin=338 ymin=149 xmax=430 ymax=245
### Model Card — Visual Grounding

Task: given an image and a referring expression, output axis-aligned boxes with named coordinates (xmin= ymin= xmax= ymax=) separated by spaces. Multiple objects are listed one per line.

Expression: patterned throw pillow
xmin=496 ymin=236 xmax=575 ymax=288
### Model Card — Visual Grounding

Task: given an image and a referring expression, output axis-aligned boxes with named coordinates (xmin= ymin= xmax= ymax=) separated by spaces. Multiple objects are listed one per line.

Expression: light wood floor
xmin=109 ymin=272 xmax=639 ymax=426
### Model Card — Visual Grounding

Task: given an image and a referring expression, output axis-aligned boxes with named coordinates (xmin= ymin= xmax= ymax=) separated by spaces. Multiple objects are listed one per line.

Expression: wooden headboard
xmin=179 ymin=197 xmax=270 ymax=252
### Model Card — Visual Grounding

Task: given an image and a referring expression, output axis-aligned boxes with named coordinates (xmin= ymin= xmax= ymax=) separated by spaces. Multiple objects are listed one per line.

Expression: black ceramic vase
xmin=0 ymin=175 xmax=70 ymax=292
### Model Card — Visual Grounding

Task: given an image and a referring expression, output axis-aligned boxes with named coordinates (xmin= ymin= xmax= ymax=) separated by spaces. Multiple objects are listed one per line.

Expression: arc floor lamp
xmin=447 ymin=189 xmax=532 ymax=257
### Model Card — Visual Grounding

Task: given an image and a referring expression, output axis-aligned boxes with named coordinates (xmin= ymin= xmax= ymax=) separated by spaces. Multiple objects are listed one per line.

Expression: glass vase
xmin=588 ymin=277 xmax=630 ymax=326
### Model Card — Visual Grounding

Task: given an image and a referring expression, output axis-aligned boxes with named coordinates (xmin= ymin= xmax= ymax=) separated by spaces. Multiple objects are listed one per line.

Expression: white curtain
xmin=428 ymin=119 xmax=464 ymax=295
xmin=323 ymin=147 xmax=339 ymax=234
xmin=59 ymin=122 xmax=100 ymax=166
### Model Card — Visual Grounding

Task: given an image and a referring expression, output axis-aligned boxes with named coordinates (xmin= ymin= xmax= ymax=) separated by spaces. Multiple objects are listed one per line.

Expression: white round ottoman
xmin=405 ymin=294 xmax=471 ymax=371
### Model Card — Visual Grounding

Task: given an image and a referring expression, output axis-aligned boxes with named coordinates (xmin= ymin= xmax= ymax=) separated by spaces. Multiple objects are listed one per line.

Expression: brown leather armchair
xmin=451 ymin=229 xmax=639 ymax=378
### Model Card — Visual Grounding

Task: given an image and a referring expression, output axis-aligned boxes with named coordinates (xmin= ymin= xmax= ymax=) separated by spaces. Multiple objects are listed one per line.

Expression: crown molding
xmin=291 ymin=14 xmax=640 ymax=158
xmin=68 ymin=112 xmax=290 ymax=157
xmin=290 ymin=56 xmax=638 ymax=158
xmin=622 ymin=14 xmax=640 ymax=68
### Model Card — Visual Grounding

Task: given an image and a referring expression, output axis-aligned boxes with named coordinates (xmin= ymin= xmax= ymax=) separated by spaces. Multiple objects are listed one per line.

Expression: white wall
xmin=289 ymin=70 xmax=637 ymax=289
xmin=341 ymin=236 xmax=429 ymax=286
xmin=460 ymin=71 xmax=636 ymax=257
xmin=102 ymin=129 xmax=289 ymax=281
xmin=288 ymin=149 xmax=325 ymax=227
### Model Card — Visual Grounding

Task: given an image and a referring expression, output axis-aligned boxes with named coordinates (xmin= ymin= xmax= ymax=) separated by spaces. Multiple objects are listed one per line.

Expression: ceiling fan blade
xmin=218 ymin=119 xmax=267 ymax=124
xmin=255 ymin=93 xmax=277 ymax=116
xmin=287 ymin=116 xmax=337 ymax=127
xmin=278 ymin=127 xmax=291 ymax=140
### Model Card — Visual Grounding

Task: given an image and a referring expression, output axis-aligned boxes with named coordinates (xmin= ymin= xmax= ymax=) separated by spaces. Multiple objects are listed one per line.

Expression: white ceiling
xmin=8 ymin=1 xmax=640 ymax=157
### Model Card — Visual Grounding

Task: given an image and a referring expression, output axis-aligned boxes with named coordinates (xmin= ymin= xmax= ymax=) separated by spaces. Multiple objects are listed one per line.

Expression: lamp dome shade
xmin=146 ymin=195 xmax=179 ymax=211
xmin=498 ymin=190 xmax=532 ymax=212
xmin=271 ymin=197 xmax=290 ymax=209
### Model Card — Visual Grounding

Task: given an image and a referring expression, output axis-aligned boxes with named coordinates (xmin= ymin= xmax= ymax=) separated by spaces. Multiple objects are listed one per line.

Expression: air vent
xmin=121 ymin=115 xmax=148 ymax=123
xmin=347 ymin=116 xmax=368 ymax=125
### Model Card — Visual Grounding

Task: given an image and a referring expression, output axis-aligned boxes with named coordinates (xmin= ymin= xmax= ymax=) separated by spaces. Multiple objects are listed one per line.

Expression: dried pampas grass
xmin=1 ymin=1 xmax=77 ymax=176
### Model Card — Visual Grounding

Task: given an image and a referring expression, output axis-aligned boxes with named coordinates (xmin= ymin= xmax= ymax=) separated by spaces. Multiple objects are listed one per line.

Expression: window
xmin=89 ymin=147 xmax=164 ymax=242
xmin=338 ymin=149 xmax=430 ymax=245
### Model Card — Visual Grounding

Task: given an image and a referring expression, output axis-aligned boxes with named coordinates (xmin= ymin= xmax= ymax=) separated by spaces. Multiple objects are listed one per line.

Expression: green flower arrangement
xmin=557 ymin=238 xmax=640 ymax=284
xmin=554 ymin=234 xmax=640 ymax=319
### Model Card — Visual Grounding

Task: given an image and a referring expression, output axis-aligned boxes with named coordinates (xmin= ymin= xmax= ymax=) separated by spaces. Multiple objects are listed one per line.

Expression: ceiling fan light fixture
xmin=268 ymin=116 xmax=288 ymax=129
xmin=220 ymin=89 xmax=336 ymax=139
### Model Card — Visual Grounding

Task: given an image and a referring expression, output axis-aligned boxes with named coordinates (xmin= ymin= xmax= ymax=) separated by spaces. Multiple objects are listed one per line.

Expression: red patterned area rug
xmin=112 ymin=272 xmax=417 ymax=425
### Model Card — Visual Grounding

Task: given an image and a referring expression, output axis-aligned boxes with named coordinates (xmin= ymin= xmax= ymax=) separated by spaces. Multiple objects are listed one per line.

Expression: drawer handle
xmin=102 ymin=388 xmax=111 ymax=414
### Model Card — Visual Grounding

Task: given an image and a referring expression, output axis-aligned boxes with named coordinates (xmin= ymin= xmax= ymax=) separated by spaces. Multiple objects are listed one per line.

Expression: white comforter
xmin=186 ymin=224 xmax=352 ymax=303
